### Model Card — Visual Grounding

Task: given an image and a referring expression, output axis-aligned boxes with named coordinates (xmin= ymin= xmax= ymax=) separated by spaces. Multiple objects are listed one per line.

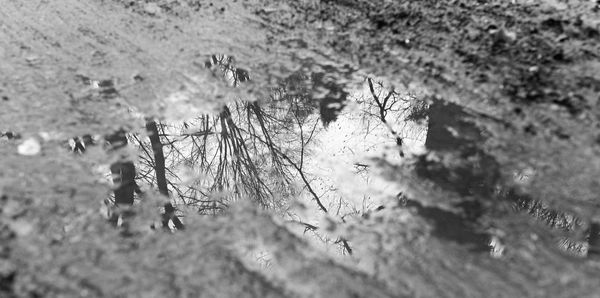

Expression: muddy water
xmin=4 ymin=1 xmax=600 ymax=296
xmin=65 ymin=54 xmax=590 ymax=259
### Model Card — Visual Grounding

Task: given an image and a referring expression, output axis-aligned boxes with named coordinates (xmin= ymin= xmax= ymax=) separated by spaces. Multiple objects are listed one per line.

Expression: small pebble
xmin=144 ymin=3 xmax=161 ymax=15
xmin=17 ymin=138 xmax=41 ymax=155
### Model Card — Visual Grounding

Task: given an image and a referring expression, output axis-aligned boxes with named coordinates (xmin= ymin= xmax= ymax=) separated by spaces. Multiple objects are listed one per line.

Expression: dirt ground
xmin=2 ymin=0 xmax=600 ymax=297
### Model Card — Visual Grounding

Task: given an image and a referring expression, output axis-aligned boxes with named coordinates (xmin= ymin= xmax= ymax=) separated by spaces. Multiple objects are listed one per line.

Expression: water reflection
xmin=71 ymin=54 xmax=600 ymax=258
xmin=86 ymin=55 xmax=358 ymax=238
xmin=83 ymin=56 xmax=424 ymax=252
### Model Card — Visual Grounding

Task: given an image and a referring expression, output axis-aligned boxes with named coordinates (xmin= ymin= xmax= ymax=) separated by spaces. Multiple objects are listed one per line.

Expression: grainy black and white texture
xmin=1 ymin=0 xmax=600 ymax=297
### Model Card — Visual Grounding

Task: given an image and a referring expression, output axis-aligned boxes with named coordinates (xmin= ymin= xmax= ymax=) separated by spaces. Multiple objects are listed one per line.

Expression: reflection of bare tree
xmin=128 ymin=56 xmax=323 ymax=216
xmin=144 ymin=104 xmax=289 ymax=212
xmin=132 ymin=55 xmax=354 ymax=252
xmin=246 ymin=100 xmax=354 ymax=253
xmin=146 ymin=120 xmax=185 ymax=230
xmin=102 ymin=126 xmax=184 ymax=230
xmin=91 ymin=54 xmax=355 ymax=251
xmin=104 ymin=129 xmax=140 ymax=227
xmin=365 ymin=78 xmax=405 ymax=155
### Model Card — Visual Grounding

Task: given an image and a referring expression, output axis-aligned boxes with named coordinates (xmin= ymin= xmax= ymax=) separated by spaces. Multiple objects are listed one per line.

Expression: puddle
xmin=4 ymin=1 xmax=600 ymax=297
xmin=59 ymin=54 xmax=599 ymax=260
